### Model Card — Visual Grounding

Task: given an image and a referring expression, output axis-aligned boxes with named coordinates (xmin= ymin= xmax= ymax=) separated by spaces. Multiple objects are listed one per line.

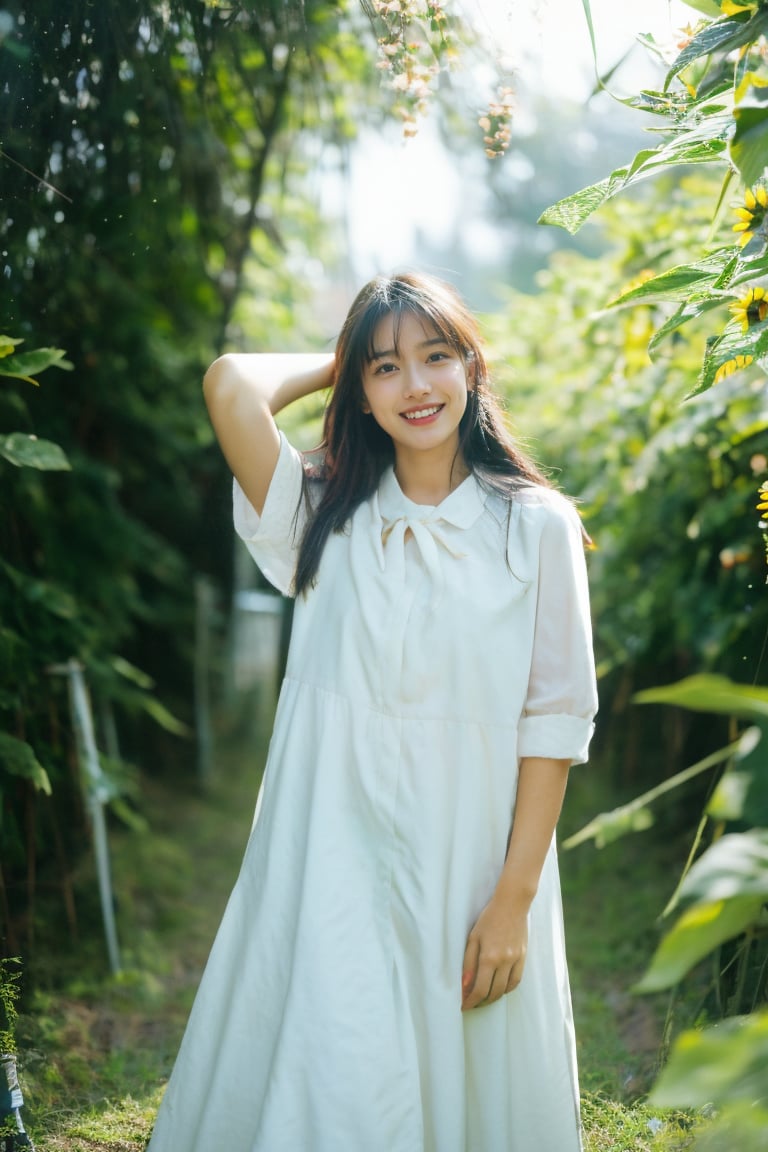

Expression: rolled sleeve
xmin=517 ymin=493 xmax=598 ymax=765
xmin=233 ymin=432 xmax=307 ymax=597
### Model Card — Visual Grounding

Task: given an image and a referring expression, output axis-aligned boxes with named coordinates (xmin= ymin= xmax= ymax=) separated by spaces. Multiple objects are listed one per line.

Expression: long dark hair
xmin=293 ymin=272 xmax=551 ymax=596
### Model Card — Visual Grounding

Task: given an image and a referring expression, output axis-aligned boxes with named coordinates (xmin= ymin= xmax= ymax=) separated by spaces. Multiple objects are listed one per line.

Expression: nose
xmin=403 ymin=363 xmax=431 ymax=398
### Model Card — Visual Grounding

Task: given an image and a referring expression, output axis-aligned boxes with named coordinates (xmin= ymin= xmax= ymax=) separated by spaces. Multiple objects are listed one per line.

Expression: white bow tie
xmin=379 ymin=515 xmax=466 ymax=597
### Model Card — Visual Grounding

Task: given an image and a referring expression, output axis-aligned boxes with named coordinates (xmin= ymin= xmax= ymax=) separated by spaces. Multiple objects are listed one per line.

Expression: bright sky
xmin=345 ymin=0 xmax=696 ymax=276
xmin=472 ymin=0 xmax=693 ymax=96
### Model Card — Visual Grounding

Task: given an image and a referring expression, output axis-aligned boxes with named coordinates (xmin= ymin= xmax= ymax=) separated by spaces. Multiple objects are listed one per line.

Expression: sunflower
xmin=729 ymin=286 xmax=768 ymax=332
xmin=733 ymin=185 xmax=768 ymax=248
xmin=714 ymin=353 xmax=754 ymax=383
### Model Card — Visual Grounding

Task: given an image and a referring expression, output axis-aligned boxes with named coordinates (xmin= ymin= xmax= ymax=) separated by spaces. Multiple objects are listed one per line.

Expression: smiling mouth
xmin=401 ymin=404 xmax=444 ymax=422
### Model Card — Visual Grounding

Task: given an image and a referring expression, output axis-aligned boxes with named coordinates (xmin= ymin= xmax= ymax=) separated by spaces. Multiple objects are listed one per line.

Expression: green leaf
xmin=681 ymin=0 xmax=729 ymax=17
xmin=708 ymin=720 xmax=768 ymax=824
xmin=578 ymin=0 xmax=596 ymax=67
xmin=730 ymin=250 xmax=768 ymax=288
xmin=609 ymin=250 xmax=734 ymax=305
xmin=731 ymin=90 xmax=768 ymax=186
xmin=539 ymin=135 xmax=729 ymax=234
xmin=0 ymin=432 xmax=71 ymax=470
xmin=0 ymin=732 xmax=52 ymax=795
xmin=563 ymin=732 xmax=752 ymax=851
xmin=109 ymin=655 xmax=155 ymax=690
xmin=0 ymin=560 xmax=79 ymax=619
xmin=677 ymin=830 xmax=768 ymax=905
xmin=140 ymin=696 xmax=192 ymax=738
xmin=690 ymin=319 xmax=768 ymax=397
xmin=648 ymin=296 xmax=728 ymax=354
xmin=562 ymin=804 xmax=654 ymax=850
xmin=650 ymin=1011 xmax=768 ymax=1108
xmin=664 ymin=14 xmax=764 ymax=91
xmin=0 ymin=346 xmax=73 ymax=384
xmin=707 ymin=769 xmax=752 ymax=821
xmin=634 ymin=893 xmax=764 ymax=992
xmin=634 ymin=675 xmax=768 ymax=719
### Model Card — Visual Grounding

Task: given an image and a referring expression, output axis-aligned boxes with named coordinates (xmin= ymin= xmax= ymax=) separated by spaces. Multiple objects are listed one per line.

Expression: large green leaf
xmin=609 ymin=250 xmax=733 ymax=306
xmin=650 ymin=1011 xmax=768 ymax=1107
xmin=731 ymin=89 xmax=768 ymax=186
xmin=678 ymin=830 xmax=768 ymax=905
xmin=539 ymin=135 xmax=729 ymax=234
xmin=0 ymin=432 xmax=71 ymax=470
xmin=634 ymin=675 xmax=768 ymax=719
xmin=664 ymin=13 xmax=767 ymax=90
xmin=0 ymin=732 xmax=52 ymax=795
xmin=634 ymin=892 xmax=764 ymax=992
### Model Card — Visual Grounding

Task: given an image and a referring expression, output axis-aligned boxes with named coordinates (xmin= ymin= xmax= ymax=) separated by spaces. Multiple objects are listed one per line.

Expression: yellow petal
xmin=735 ymin=207 xmax=755 ymax=220
xmin=738 ymin=231 xmax=754 ymax=247
xmin=745 ymin=187 xmax=757 ymax=210
xmin=757 ymin=186 xmax=768 ymax=208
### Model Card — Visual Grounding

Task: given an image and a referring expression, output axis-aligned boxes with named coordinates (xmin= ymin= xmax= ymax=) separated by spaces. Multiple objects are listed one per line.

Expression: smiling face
xmin=361 ymin=310 xmax=471 ymax=471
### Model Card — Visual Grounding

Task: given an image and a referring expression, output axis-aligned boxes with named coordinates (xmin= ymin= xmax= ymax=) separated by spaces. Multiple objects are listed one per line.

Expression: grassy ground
xmin=13 ymin=702 xmax=706 ymax=1151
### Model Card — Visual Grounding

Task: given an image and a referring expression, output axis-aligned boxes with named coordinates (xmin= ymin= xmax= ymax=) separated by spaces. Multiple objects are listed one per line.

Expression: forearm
xmin=495 ymin=757 xmax=571 ymax=909
xmin=202 ymin=352 xmax=334 ymax=516
xmin=203 ymin=352 xmax=335 ymax=417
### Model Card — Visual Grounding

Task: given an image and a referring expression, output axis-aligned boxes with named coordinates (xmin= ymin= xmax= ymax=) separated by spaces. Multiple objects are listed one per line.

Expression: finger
xmin=461 ymin=936 xmax=481 ymax=1002
xmin=504 ymin=957 xmax=525 ymax=994
xmin=462 ymin=960 xmax=496 ymax=1010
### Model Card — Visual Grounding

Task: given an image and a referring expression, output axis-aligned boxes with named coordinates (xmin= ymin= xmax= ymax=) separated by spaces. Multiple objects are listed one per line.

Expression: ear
xmin=361 ymin=398 xmax=371 ymax=414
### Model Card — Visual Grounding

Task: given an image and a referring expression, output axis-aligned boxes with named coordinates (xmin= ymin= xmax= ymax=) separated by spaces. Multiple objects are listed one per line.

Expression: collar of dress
xmin=376 ymin=466 xmax=487 ymax=531
xmin=372 ymin=469 xmax=488 ymax=595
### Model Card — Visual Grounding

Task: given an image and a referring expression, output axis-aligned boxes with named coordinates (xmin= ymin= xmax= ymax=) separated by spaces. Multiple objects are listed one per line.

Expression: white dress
xmin=148 ymin=433 xmax=598 ymax=1152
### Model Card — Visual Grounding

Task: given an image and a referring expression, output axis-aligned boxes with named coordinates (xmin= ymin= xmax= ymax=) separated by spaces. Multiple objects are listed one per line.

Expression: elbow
xmin=203 ymin=353 xmax=239 ymax=409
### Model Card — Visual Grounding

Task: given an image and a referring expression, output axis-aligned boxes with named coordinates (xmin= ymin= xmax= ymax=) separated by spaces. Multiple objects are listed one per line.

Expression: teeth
xmin=403 ymin=406 xmax=440 ymax=420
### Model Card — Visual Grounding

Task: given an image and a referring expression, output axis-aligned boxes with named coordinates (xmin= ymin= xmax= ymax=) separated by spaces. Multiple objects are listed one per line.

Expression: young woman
xmin=147 ymin=272 xmax=598 ymax=1152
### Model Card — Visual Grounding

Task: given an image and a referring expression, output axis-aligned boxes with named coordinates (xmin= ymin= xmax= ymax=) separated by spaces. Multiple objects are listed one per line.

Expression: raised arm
xmin=203 ymin=352 xmax=335 ymax=515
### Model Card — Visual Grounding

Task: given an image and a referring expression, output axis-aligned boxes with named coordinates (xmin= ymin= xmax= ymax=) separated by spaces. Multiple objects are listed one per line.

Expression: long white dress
xmin=148 ymin=433 xmax=598 ymax=1152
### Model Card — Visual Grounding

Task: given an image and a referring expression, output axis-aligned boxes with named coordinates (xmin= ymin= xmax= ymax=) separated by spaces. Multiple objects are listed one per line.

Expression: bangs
xmin=336 ymin=273 xmax=483 ymax=393
xmin=360 ymin=301 xmax=464 ymax=365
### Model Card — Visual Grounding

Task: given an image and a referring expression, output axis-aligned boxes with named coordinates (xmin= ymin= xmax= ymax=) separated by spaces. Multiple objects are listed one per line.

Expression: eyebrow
xmin=369 ymin=336 xmax=450 ymax=362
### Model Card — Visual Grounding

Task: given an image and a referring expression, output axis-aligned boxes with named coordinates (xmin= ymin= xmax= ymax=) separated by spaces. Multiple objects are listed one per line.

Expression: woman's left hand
xmin=460 ymin=893 xmax=529 ymax=1011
